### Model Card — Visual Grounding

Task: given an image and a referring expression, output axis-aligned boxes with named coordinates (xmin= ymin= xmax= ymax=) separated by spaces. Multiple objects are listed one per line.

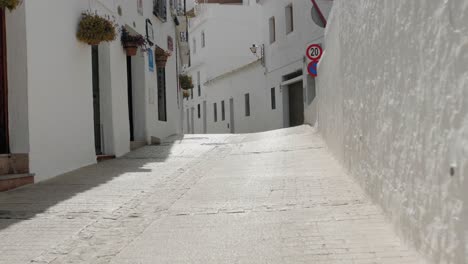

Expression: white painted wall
xmin=317 ymin=1 xmax=468 ymax=263
xmin=184 ymin=2 xmax=280 ymax=134
xmin=183 ymin=0 xmax=331 ymax=134
xmin=25 ymin=0 xmax=96 ymax=181
xmin=5 ymin=0 xmax=182 ymax=181
xmin=259 ymin=0 xmax=331 ymax=128
xmin=185 ymin=61 xmax=277 ymax=134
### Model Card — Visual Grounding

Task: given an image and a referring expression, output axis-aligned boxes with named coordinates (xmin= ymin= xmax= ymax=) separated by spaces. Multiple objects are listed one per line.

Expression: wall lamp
xmin=250 ymin=44 xmax=265 ymax=66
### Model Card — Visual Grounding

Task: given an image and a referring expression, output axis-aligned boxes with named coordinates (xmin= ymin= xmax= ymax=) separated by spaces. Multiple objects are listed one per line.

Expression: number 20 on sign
xmin=306 ymin=44 xmax=323 ymax=61
xmin=306 ymin=44 xmax=322 ymax=77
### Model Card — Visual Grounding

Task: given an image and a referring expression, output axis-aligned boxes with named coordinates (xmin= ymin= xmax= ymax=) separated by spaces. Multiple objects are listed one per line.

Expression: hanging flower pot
xmin=155 ymin=46 xmax=171 ymax=68
xmin=77 ymin=12 xmax=117 ymax=46
xmin=155 ymin=56 xmax=168 ymax=68
xmin=183 ymin=90 xmax=190 ymax=99
xmin=179 ymin=74 xmax=194 ymax=90
xmin=0 ymin=0 xmax=20 ymax=11
xmin=123 ymin=43 xmax=138 ymax=56
xmin=120 ymin=26 xmax=147 ymax=57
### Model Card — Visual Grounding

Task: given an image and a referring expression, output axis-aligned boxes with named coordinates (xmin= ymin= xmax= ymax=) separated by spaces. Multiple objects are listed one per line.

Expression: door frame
xmin=0 ymin=8 xmax=9 ymax=154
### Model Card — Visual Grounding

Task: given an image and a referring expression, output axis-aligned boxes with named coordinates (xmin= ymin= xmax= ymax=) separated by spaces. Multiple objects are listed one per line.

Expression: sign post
xmin=306 ymin=44 xmax=322 ymax=77
xmin=307 ymin=61 xmax=318 ymax=77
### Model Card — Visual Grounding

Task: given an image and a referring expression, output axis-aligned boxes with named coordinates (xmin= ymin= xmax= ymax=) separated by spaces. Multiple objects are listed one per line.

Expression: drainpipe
xmin=311 ymin=0 xmax=327 ymax=27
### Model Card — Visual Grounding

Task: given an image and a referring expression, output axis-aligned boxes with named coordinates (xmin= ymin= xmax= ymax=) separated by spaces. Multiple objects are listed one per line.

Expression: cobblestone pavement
xmin=0 ymin=126 xmax=426 ymax=264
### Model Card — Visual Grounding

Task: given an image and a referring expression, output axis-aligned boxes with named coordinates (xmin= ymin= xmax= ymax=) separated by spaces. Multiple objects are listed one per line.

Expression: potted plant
xmin=77 ymin=12 xmax=117 ymax=46
xmin=0 ymin=0 xmax=20 ymax=10
xmin=155 ymin=46 xmax=172 ymax=68
xmin=179 ymin=74 xmax=194 ymax=90
xmin=120 ymin=26 xmax=147 ymax=56
xmin=183 ymin=90 xmax=190 ymax=99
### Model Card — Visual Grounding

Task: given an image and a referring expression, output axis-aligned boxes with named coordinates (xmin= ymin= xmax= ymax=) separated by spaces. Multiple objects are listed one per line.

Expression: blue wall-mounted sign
xmin=148 ymin=49 xmax=154 ymax=72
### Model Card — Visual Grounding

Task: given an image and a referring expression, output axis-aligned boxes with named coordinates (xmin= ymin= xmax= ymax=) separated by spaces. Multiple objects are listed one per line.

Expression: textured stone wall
xmin=316 ymin=1 xmax=468 ymax=263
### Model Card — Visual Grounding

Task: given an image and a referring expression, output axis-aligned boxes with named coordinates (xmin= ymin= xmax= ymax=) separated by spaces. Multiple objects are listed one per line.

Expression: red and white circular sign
xmin=306 ymin=44 xmax=323 ymax=61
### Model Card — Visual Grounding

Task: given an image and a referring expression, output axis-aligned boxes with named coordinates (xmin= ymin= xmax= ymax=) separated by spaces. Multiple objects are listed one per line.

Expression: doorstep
xmin=0 ymin=154 xmax=29 ymax=175
xmin=0 ymin=173 xmax=35 ymax=192
xmin=130 ymin=141 xmax=147 ymax=151
xmin=97 ymin=155 xmax=116 ymax=163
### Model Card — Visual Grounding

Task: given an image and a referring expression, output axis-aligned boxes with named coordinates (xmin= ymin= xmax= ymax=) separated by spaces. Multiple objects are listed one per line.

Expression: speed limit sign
xmin=306 ymin=44 xmax=323 ymax=61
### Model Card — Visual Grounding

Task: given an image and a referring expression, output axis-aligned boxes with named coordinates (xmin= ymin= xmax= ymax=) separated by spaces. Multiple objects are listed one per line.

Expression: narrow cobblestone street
xmin=0 ymin=126 xmax=425 ymax=264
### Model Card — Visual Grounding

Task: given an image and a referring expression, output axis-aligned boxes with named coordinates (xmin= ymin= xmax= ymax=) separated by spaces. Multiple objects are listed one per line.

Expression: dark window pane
xmin=245 ymin=93 xmax=250 ymax=117
xmin=271 ymin=87 xmax=276 ymax=109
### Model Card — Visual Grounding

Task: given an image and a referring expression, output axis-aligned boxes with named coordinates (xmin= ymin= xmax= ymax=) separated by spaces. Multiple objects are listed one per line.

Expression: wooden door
xmin=0 ymin=9 xmax=8 ymax=154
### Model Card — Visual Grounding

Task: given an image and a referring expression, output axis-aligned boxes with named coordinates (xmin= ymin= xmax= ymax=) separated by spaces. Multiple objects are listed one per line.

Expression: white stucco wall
xmin=25 ymin=1 xmax=97 ymax=181
xmin=317 ymin=1 xmax=468 ymax=263
xmin=259 ymin=0 xmax=331 ymax=128
xmin=184 ymin=61 xmax=278 ymax=134
xmin=4 ymin=0 xmax=182 ymax=181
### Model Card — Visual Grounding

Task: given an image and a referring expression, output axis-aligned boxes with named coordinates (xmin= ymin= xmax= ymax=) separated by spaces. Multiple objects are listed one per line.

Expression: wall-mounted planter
xmin=120 ymin=26 xmax=147 ymax=57
xmin=179 ymin=74 xmax=194 ymax=90
xmin=155 ymin=46 xmax=171 ymax=68
xmin=123 ymin=43 xmax=138 ymax=56
xmin=77 ymin=12 xmax=117 ymax=46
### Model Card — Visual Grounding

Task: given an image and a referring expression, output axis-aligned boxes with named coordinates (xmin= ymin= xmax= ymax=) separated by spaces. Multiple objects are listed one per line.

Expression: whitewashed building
xmin=0 ymin=0 xmax=186 ymax=189
xmin=183 ymin=0 xmax=332 ymax=134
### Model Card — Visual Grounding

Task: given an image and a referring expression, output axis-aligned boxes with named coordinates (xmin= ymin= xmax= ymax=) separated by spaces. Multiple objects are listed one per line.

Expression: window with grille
xmin=154 ymin=0 xmax=167 ymax=22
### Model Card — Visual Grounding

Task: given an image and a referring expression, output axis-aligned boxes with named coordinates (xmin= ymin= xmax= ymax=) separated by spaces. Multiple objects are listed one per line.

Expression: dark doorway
xmin=126 ymin=56 xmax=134 ymax=141
xmin=0 ymin=9 xmax=8 ymax=154
xmin=92 ymin=46 xmax=102 ymax=155
xmin=288 ymin=82 xmax=304 ymax=127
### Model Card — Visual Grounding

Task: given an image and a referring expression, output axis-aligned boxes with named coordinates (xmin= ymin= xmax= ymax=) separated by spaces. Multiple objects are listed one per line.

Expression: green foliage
xmin=0 ymin=0 xmax=20 ymax=10
xmin=179 ymin=74 xmax=194 ymax=90
xmin=77 ymin=12 xmax=116 ymax=46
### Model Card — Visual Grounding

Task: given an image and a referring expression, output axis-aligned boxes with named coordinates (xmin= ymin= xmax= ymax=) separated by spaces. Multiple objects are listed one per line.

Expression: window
xmin=245 ymin=93 xmax=250 ymax=117
xmin=285 ymin=4 xmax=294 ymax=34
xmin=201 ymin=31 xmax=206 ymax=48
xmin=197 ymin=104 xmax=201 ymax=118
xmin=153 ymin=0 xmax=167 ymax=21
xmin=192 ymin=38 xmax=196 ymax=54
xmin=180 ymin=31 xmax=187 ymax=42
xmin=269 ymin=17 xmax=276 ymax=44
xmin=214 ymin=103 xmax=217 ymax=122
xmin=197 ymin=71 xmax=201 ymax=96
xmin=157 ymin=67 xmax=167 ymax=121
xmin=271 ymin=87 xmax=276 ymax=109
xmin=221 ymin=100 xmax=225 ymax=121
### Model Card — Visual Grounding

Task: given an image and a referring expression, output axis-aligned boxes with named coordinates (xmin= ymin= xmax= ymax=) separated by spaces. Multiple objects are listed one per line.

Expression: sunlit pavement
xmin=0 ymin=126 xmax=426 ymax=264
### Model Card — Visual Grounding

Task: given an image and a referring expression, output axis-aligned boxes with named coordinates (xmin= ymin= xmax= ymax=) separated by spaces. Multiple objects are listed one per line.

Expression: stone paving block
xmin=0 ymin=126 xmax=427 ymax=264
